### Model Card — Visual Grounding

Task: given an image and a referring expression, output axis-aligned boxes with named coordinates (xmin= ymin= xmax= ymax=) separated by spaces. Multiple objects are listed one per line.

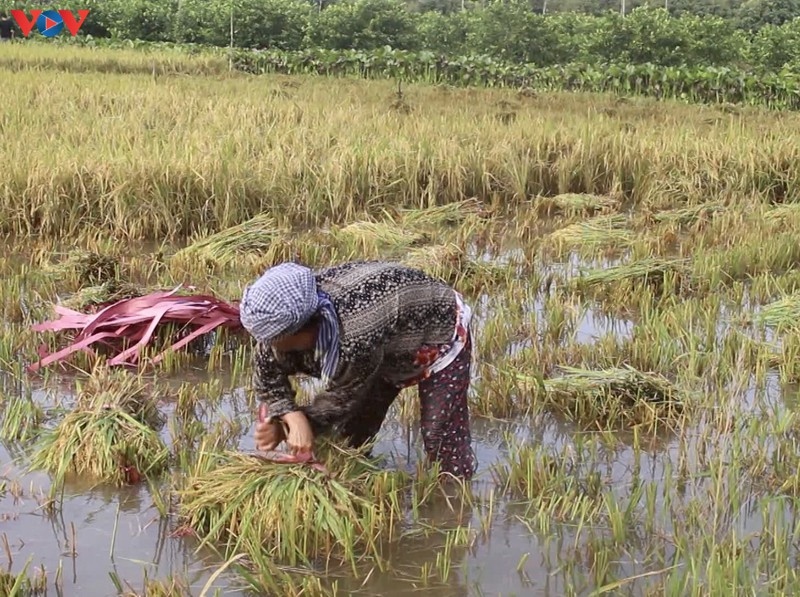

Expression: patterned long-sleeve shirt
xmin=252 ymin=261 xmax=459 ymax=435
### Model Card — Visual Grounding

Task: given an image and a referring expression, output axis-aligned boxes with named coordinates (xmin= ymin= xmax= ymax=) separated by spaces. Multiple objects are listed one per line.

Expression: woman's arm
xmin=251 ymin=341 xmax=301 ymax=420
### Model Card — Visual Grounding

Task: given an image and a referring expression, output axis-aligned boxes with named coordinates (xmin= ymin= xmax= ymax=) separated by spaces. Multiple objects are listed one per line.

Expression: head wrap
xmin=240 ymin=262 xmax=340 ymax=384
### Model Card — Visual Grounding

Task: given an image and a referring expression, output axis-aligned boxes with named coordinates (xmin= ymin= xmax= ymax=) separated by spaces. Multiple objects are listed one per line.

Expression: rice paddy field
xmin=4 ymin=42 xmax=800 ymax=596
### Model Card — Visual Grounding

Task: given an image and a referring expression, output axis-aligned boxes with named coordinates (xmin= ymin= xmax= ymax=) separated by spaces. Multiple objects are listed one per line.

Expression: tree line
xmin=3 ymin=0 xmax=800 ymax=71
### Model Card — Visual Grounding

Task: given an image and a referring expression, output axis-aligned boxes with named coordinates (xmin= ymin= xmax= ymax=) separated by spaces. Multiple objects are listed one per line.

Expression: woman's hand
xmin=281 ymin=410 xmax=314 ymax=455
xmin=254 ymin=419 xmax=286 ymax=451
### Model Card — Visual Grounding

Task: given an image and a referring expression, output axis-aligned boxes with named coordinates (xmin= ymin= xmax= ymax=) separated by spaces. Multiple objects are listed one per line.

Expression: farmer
xmin=239 ymin=260 xmax=477 ymax=479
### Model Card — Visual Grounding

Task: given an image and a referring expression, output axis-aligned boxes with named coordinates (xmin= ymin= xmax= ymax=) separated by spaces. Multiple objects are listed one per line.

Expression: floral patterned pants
xmin=340 ymin=332 xmax=477 ymax=480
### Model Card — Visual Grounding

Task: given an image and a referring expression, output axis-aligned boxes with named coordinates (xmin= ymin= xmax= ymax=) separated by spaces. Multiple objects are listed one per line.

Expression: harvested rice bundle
xmin=574 ymin=257 xmax=692 ymax=300
xmin=764 ymin=203 xmax=800 ymax=224
xmin=402 ymin=243 xmax=512 ymax=291
xmin=328 ymin=220 xmax=428 ymax=257
xmin=536 ymin=193 xmax=620 ymax=218
xmin=178 ymin=438 xmax=409 ymax=568
xmin=60 ymin=279 xmax=146 ymax=311
xmin=516 ymin=365 xmax=684 ymax=430
xmin=547 ymin=214 xmax=633 ymax=250
xmin=28 ymin=367 xmax=168 ymax=487
xmin=393 ymin=198 xmax=491 ymax=228
xmin=751 ymin=293 xmax=800 ymax=332
xmin=171 ymin=213 xmax=287 ymax=268
xmin=41 ymin=249 xmax=122 ymax=286
xmin=651 ymin=201 xmax=725 ymax=226
xmin=402 ymin=243 xmax=466 ymax=279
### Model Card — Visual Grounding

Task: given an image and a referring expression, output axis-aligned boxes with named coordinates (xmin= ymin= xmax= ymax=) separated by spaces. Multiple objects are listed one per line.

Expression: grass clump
xmin=28 ymin=366 xmax=168 ymax=488
xmin=517 ymin=365 xmax=685 ymax=431
xmin=177 ymin=438 xmax=410 ymax=569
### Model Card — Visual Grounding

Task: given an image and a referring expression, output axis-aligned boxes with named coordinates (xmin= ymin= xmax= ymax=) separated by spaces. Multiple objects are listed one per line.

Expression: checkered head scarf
xmin=240 ymin=262 xmax=340 ymax=384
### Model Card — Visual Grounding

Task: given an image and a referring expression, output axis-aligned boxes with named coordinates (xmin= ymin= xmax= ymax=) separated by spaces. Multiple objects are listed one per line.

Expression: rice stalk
xmin=391 ymin=198 xmax=491 ymax=228
xmin=574 ymin=257 xmax=693 ymax=302
xmin=0 ymin=396 xmax=45 ymax=442
xmin=651 ymin=201 xmax=726 ymax=225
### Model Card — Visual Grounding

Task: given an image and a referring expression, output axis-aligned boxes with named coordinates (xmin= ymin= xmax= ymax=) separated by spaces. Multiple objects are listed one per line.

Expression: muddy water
xmin=0 ymin=252 xmax=795 ymax=596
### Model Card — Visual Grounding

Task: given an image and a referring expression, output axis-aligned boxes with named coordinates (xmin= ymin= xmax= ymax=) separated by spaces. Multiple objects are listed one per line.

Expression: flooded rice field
xmin=3 ymin=45 xmax=800 ymax=596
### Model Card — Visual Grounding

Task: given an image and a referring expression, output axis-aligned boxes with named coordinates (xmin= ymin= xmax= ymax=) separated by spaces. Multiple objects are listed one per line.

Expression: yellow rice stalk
xmin=392 ymin=198 xmax=490 ymax=228
xmin=402 ymin=243 xmax=466 ymax=278
xmin=651 ymin=201 xmax=726 ymax=225
xmin=764 ymin=203 xmax=800 ymax=224
xmin=402 ymin=243 xmax=511 ymax=291
xmin=573 ymin=257 xmax=694 ymax=310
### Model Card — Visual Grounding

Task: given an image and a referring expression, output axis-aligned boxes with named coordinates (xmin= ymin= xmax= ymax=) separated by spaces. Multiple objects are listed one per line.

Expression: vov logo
xmin=10 ymin=9 xmax=90 ymax=38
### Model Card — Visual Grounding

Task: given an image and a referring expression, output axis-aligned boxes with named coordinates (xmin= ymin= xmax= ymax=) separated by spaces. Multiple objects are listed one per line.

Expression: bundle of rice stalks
xmin=177 ymin=438 xmax=410 ymax=568
xmin=392 ymin=198 xmax=491 ymax=229
xmin=60 ymin=279 xmax=146 ymax=311
xmin=651 ymin=201 xmax=725 ymax=226
xmin=764 ymin=203 xmax=800 ymax=224
xmin=328 ymin=220 xmax=428 ymax=257
xmin=515 ymin=365 xmax=685 ymax=430
xmin=751 ymin=293 xmax=800 ymax=332
xmin=402 ymin=243 xmax=466 ymax=279
xmin=171 ymin=213 xmax=287 ymax=268
xmin=574 ymin=257 xmax=692 ymax=302
xmin=402 ymin=243 xmax=513 ymax=291
xmin=547 ymin=214 xmax=633 ymax=251
xmin=536 ymin=193 xmax=620 ymax=218
xmin=28 ymin=367 xmax=168 ymax=487
xmin=42 ymin=249 xmax=122 ymax=286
